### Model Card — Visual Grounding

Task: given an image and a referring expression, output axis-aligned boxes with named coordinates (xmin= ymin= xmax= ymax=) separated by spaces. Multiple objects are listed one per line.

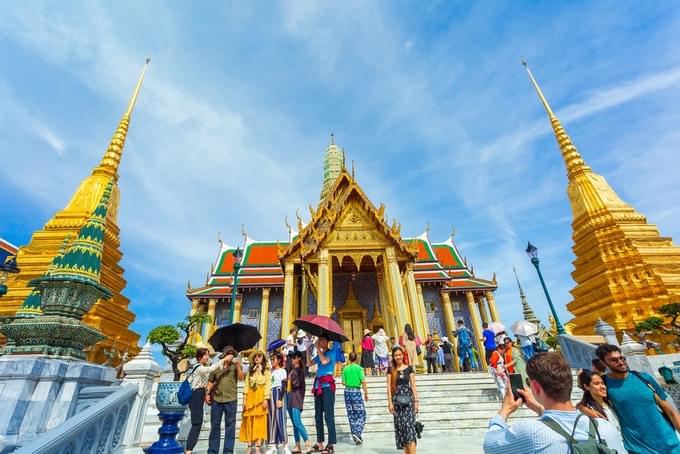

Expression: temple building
xmin=524 ymin=62 xmax=680 ymax=335
xmin=187 ymin=138 xmax=500 ymax=369
xmin=0 ymin=61 xmax=150 ymax=364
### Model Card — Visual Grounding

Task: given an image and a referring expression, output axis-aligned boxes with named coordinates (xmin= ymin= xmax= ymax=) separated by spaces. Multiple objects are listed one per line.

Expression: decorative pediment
xmin=279 ymin=170 xmax=416 ymax=262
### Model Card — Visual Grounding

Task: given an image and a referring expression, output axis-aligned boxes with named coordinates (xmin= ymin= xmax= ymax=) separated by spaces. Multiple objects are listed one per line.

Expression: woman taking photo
xmin=266 ymin=352 xmax=287 ymax=454
xmin=185 ymin=347 xmax=227 ymax=454
xmin=387 ymin=346 xmax=419 ymax=454
xmin=287 ymin=351 xmax=312 ymax=454
xmin=240 ymin=350 xmax=271 ymax=454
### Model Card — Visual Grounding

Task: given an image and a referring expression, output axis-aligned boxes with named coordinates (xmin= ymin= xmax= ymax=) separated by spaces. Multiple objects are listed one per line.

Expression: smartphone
xmin=509 ymin=373 xmax=524 ymax=400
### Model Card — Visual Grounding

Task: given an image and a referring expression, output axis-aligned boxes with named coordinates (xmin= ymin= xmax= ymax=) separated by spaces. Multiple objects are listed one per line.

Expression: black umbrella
xmin=208 ymin=323 xmax=261 ymax=353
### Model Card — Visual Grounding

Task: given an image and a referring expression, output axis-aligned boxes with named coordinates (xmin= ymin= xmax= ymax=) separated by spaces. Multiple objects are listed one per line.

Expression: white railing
xmin=14 ymin=384 xmax=138 ymax=454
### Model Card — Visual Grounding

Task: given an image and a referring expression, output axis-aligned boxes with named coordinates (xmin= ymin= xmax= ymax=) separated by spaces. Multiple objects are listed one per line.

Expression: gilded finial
xmin=187 ymin=280 xmax=192 ymax=291
xmin=522 ymin=59 xmax=553 ymax=117
xmin=94 ymin=58 xmax=150 ymax=181
xmin=241 ymin=224 xmax=248 ymax=242
xmin=522 ymin=59 xmax=587 ymax=178
xmin=284 ymin=216 xmax=293 ymax=237
xmin=450 ymin=226 xmax=456 ymax=239
xmin=330 ymin=133 xmax=335 ymax=146
xmin=309 ymin=204 xmax=316 ymax=219
xmin=377 ymin=202 xmax=385 ymax=220
xmin=296 ymin=208 xmax=303 ymax=232
xmin=351 ymin=160 xmax=355 ymax=179
xmin=217 ymin=231 xmax=223 ymax=245
xmin=492 ymin=272 xmax=497 ymax=284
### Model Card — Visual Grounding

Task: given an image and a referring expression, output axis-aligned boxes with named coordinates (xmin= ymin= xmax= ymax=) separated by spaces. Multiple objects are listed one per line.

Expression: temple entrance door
xmin=341 ymin=314 xmax=363 ymax=353
xmin=337 ymin=283 xmax=368 ymax=354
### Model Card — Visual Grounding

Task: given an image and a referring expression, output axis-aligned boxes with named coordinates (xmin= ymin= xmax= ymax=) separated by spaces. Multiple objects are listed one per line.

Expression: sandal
xmin=321 ymin=446 xmax=334 ymax=454
xmin=311 ymin=444 xmax=324 ymax=452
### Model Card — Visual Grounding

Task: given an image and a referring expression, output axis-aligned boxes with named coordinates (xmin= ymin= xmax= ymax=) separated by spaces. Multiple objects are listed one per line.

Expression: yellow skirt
xmin=239 ymin=384 xmax=268 ymax=442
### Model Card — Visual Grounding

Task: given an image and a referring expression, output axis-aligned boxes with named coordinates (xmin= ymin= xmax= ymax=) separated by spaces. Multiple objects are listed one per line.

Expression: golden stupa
xmin=0 ymin=60 xmax=151 ymax=364
xmin=524 ymin=62 xmax=680 ymax=334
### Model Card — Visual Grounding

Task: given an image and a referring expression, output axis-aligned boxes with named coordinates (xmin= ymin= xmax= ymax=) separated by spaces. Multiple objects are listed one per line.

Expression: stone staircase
xmin=140 ymin=371 xmax=572 ymax=451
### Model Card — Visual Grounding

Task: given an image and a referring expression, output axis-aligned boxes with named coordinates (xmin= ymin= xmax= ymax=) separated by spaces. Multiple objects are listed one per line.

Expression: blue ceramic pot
xmin=156 ymin=381 xmax=185 ymax=412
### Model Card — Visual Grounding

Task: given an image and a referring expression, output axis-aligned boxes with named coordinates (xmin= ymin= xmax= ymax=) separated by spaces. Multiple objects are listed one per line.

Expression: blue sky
xmin=2 ymin=1 xmax=680 ymax=350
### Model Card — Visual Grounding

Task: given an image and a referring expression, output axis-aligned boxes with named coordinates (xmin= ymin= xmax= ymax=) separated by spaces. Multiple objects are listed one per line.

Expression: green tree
xmin=635 ymin=303 xmax=680 ymax=339
xmin=147 ymin=313 xmax=212 ymax=380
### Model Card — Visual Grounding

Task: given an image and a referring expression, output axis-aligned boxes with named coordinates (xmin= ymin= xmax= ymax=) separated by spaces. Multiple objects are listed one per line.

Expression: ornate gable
xmin=280 ymin=170 xmax=417 ymax=261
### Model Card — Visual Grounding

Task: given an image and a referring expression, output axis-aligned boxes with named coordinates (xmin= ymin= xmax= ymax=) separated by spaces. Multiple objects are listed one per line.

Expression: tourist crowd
xmin=181 ymin=323 xmax=680 ymax=454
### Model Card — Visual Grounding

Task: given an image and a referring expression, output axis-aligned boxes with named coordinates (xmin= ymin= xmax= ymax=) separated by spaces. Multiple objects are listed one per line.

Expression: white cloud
xmin=35 ymin=124 xmax=65 ymax=155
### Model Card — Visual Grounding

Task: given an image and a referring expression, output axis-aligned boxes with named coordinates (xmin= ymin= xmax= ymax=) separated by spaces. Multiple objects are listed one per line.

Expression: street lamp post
xmin=525 ymin=242 xmax=566 ymax=335
xmin=0 ymin=255 xmax=20 ymax=297
xmin=229 ymin=246 xmax=243 ymax=324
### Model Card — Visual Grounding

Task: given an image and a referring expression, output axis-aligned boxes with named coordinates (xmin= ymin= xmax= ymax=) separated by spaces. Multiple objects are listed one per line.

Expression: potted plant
xmin=147 ymin=313 xmax=212 ymax=413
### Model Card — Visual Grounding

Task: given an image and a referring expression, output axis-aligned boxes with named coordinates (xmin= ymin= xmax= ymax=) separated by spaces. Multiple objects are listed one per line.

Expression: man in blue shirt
xmin=454 ymin=320 xmax=475 ymax=371
xmin=596 ymin=344 xmax=680 ymax=454
xmin=482 ymin=322 xmax=497 ymax=364
xmin=483 ymin=352 xmax=624 ymax=453
xmin=307 ymin=333 xmax=337 ymax=453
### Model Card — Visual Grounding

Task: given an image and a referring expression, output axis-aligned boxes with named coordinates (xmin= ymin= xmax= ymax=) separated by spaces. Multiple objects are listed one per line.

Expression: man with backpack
xmin=483 ymin=352 xmax=624 ymax=453
xmin=596 ymin=344 xmax=680 ymax=453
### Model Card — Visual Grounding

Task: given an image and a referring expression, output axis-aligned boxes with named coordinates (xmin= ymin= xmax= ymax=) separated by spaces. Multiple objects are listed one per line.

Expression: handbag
xmin=394 ymin=394 xmax=412 ymax=408
xmin=177 ymin=364 xmax=200 ymax=406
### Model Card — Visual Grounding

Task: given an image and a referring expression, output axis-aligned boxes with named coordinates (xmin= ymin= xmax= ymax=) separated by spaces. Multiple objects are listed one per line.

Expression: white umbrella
xmin=488 ymin=321 xmax=506 ymax=335
xmin=511 ymin=320 xmax=538 ymax=337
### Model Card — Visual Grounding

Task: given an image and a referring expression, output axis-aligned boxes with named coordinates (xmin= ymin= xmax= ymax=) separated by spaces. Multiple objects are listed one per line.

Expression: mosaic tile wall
xmin=240 ymin=289 xmax=262 ymax=328
xmin=267 ymin=288 xmax=284 ymax=345
xmin=353 ymin=273 xmax=380 ymax=320
xmin=449 ymin=293 xmax=479 ymax=345
xmin=215 ymin=301 xmax=231 ymax=328
xmin=423 ymin=286 xmax=446 ymax=337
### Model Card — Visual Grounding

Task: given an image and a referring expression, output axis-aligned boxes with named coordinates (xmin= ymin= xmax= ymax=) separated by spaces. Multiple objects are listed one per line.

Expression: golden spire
xmin=522 ymin=59 xmax=588 ymax=179
xmin=93 ymin=58 xmax=150 ymax=181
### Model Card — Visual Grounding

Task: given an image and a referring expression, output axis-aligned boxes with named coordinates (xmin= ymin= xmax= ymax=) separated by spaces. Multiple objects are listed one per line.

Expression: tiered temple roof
xmin=0 ymin=237 xmax=18 ymax=264
xmin=188 ymin=227 xmax=495 ymax=298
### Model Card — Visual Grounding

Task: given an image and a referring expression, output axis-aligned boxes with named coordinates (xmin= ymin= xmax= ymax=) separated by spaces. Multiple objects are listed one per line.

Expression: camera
xmin=415 ymin=421 xmax=424 ymax=439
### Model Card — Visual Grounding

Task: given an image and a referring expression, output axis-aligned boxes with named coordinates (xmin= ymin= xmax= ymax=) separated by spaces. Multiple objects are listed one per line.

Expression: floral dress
xmin=392 ymin=365 xmax=417 ymax=449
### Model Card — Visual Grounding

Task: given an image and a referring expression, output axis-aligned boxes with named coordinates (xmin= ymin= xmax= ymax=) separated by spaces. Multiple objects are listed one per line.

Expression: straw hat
xmin=364 ymin=328 xmax=371 ymax=336
xmin=248 ymin=349 xmax=267 ymax=364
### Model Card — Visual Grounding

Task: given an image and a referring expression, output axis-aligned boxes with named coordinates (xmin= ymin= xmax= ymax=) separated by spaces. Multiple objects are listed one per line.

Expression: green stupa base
xmin=0 ymin=316 xmax=105 ymax=360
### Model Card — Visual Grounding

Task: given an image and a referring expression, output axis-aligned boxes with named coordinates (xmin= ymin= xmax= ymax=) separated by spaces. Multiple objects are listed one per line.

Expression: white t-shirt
xmin=286 ymin=335 xmax=296 ymax=353
xmin=271 ymin=367 xmax=287 ymax=389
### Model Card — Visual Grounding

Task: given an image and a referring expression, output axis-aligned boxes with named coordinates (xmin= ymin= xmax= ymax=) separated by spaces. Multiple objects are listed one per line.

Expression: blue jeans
xmin=314 ymin=387 xmax=336 ymax=445
xmin=209 ymin=400 xmax=237 ymax=454
xmin=287 ymin=406 xmax=309 ymax=443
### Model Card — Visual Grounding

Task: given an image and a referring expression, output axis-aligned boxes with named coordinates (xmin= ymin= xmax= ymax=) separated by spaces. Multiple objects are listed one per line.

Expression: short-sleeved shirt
xmin=342 ymin=363 xmax=365 ymax=389
xmin=313 ymin=347 xmax=337 ymax=387
xmin=482 ymin=329 xmax=496 ymax=349
xmin=604 ymin=371 xmax=680 ymax=453
xmin=271 ymin=367 xmax=287 ymax=390
xmin=208 ymin=363 xmax=239 ymax=403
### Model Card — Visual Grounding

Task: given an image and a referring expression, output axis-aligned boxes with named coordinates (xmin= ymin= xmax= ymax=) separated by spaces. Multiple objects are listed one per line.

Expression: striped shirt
xmin=483 ymin=409 xmax=626 ymax=453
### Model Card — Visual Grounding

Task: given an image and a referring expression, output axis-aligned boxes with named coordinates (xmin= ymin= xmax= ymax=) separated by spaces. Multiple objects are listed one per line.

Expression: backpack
xmin=177 ymin=364 xmax=200 ymax=406
xmin=542 ymin=414 xmax=618 ymax=454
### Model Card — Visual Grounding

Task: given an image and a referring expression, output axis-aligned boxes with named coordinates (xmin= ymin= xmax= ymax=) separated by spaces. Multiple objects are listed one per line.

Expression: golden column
xmin=415 ymin=282 xmax=430 ymax=337
xmin=300 ymin=272 xmax=309 ymax=317
xmin=385 ymin=247 xmax=409 ymax=334
xmin=207 ymin=299 xmax=217 ymax=337
xmin=259 ymin=288 xmax=271 ymax=350
xmin=477 ymin=296 xmax=490 ymax=324
xmin=466 ymin=291 xmax=487 ymax=369
xmin=281 ymin=261 xmax=295 ymax=335
xmin=406 ymin=265 xmax=428 ymax=339
xmin=377 ymin=266 xmax=397 ymax=337
xmin=440 ymin=291 xmax=460 ymax=372
xmin=485 ymin=291 xmax=501 ymax=322
xmin=317 ymin=249 xmax=331 ymax=316
xmin=233 ymin=296 xmax=242 ymax=323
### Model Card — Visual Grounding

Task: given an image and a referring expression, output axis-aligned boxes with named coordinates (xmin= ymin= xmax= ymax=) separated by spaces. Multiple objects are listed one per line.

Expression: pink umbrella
xmin=488 ymin=322 xmax=506 ymax=335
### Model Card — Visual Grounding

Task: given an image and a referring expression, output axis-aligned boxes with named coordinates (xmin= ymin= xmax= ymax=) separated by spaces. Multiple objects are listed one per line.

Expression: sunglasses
xmin=607 ymin=356 xmax=626 ymax=364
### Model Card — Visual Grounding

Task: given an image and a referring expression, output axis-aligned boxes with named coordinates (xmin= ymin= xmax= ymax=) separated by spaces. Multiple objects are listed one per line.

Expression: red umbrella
xmin=293 ymin=315 xmax=349 ymax=343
